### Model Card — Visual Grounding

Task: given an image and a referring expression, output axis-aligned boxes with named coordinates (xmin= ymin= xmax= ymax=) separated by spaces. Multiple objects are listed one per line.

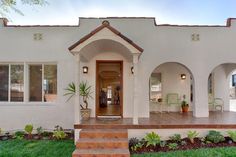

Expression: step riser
xmin=73 ymin=129 xmax=130 ymax=157
xmin=72 ymin=153 xmax=130 ymax=157
xmin=80 ymin=132 xmax=128 ymax=139
xmin=76 ymin=141 xmax=128 ymax=149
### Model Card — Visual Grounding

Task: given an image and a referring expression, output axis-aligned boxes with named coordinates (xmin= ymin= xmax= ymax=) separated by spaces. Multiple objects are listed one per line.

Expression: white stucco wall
xmin=1 ymin=17 xmax=236 ymax=129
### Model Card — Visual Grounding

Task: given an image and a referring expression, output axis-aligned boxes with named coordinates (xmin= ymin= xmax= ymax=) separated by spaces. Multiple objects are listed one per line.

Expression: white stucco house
xmin=1 ymin=17 xmax=236 ymax=132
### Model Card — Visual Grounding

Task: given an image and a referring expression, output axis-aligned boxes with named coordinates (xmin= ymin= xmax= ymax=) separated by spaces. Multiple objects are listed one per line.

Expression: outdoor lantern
xmin=181 ymin=74 xmax=186 ymax=80
xmin=83 ymin=66 xmax=88 ymax=74
xmin=131 ymin=66 xmax=134 ymax=74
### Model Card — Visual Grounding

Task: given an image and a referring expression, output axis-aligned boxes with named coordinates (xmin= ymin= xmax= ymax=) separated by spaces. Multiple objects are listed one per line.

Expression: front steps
xmin=72 ymin=129 xmax=130 ymax=157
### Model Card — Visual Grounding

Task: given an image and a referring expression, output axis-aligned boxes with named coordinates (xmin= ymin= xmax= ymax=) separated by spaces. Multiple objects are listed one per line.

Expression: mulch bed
xmin=0 ymin=131 xmax=74 ymax=141
xmin=130 ymin=137 xmax=236 ymax=154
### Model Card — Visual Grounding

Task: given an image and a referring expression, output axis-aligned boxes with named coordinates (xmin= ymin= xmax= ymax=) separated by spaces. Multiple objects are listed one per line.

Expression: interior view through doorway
xmin=96 ymin=61 xmax=123 ymax=117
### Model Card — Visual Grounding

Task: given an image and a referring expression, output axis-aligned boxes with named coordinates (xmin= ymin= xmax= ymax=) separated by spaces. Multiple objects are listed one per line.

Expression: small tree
xmin=24 ymin=124 xmax=33 ymax=139
xmin=0 ymin=0 xmax=48 ymax=17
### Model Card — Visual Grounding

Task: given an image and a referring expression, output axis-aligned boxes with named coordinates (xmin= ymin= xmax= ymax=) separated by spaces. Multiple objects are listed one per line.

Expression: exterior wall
xmin=1 ymin=18 xmax=236 ymax=129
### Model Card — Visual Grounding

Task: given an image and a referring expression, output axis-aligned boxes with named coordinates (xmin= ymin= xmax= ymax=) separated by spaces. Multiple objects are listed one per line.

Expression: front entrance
xmin=96 ymin=60 xmax=123 ymax=117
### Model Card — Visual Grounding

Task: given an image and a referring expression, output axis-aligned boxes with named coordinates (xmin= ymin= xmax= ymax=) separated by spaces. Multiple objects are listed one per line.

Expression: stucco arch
xmin=208 ymin=63 xmax=236 ymax=111
xmin=78 ymin=39 xmax=134 ymax=62
xmin=149 ymin=62 xmax=195 ymax=113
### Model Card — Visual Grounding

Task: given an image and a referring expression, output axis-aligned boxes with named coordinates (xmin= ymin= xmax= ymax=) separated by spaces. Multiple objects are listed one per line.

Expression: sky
xmin=4 ymin=0 xmax=236 ymax=25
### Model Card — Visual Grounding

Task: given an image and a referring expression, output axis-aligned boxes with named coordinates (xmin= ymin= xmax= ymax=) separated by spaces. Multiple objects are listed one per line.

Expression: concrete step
xmin=72 ymin=148 xmax=130 ymax=157
xmin=76 ymin=138 xmax=129 ymax=149
xmin=80 ymin=129 xmax=128 ymax=139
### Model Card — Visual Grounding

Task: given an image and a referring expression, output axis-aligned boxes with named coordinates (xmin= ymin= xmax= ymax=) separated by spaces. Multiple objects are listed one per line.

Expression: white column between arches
xmin=74 ymin=54 xmax=81 ymax=124
xmin=133 ymin=54 xmax=139 ymax=124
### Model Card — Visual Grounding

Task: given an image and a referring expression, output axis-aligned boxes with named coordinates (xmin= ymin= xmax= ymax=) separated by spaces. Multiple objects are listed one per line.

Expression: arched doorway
xmin=149 ymin=62 xmax=194 ymax=113
xmin=208 ymin=63 xmax=236 ymax=112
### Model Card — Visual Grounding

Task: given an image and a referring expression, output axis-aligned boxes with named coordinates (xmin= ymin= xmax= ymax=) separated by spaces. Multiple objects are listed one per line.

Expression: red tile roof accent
xmin=68 ymin=20 xmax=144 ymax=53
xmin=1 ymin=17 xmax=236 ymax=28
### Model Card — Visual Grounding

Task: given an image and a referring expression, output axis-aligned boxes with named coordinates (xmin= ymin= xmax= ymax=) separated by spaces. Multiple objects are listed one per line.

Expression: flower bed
xmin=129 ymin=130 xmax=236 ymax=154
xmin=0 ymin=125 xmax=74 ymax=141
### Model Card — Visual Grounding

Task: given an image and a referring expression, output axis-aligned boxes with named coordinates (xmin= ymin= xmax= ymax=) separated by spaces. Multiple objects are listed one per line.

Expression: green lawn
xmin=0 ymin=139 xmax=75 ymax=157
xmin=1 ymin=140 xmax=236 ymax=157
xmin=132 ymin=147 xmax=236 ymax=157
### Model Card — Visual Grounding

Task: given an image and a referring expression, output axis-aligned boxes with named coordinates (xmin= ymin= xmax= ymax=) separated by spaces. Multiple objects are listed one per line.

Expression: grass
xmin=0 ymin=139 xmax=75 ymax=157
xmin=132 ymin=147 xmax=236 ymax=157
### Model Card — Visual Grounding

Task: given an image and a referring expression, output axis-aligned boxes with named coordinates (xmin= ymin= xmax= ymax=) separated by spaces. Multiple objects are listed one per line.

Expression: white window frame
xmin=0 ymin=62 xmax=57 ymax=105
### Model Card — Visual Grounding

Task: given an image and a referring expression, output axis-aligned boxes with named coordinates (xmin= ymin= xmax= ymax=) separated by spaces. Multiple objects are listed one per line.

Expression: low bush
xmin=169 ymin=134 xmax=181 ymax=143
xmin=53 ymin=131 xmax=67 ymax=140
xmin=168 ymin=142 xmax=178 ymax=150
xmin=131 ymin=142 xmax=144 ymax=151
xmin=36 ymin=126 xmax=43 ymax=136
xmin=205 ymin=130 xmax=225 ymax=144
xmin=25 ymin=124 xmax=34 ymax=139
xmin=187 ymin=130 xmax=199 ymax=144
xmin=227 ymin=130 xmax=236 ymax=142
xmin=14 ymin=131 xmax=25 ymax=140
xmin=144 ymin=132 xmax=161 ymax=147
xmin=129 ymin=137 xmax=140 ymax=148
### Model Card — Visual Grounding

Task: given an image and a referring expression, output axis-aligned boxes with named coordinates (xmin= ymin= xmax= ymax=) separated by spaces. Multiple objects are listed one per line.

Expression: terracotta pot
xmin=182 ymin=106 xmax=189 ymax=113
xmin=80 ymin=108 xmax=91 ymax=121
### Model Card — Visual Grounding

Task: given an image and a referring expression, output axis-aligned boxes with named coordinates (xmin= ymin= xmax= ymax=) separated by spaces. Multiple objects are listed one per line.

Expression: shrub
xmin=14 ymin=131 xmax=25 ymax=139
xmin=42 ymin=131 xmax=51 ymax=137
xmin=227 ymin=130 xmax=236 ymax=142
xmin=169 ymin=134 xmax=181 ymax=143
xmin=36 ymin=127 xmax=43 ymax=136
xmin=131 ymin=142 xmax=144 ymax=151
xmin=129 ymin=137 xmax=140 ymax=148
xmin=54 ymin=125 xmax=63 ymax=131
xmin=206 ymin=130 xmax=225 ymax=144
xmin=25 ymin=124 xmax=33 ymax=134
xmin=144 ymin=132 xmax=161 ymax=147
xmin=53 ymin=130 xmax=67 ymax=140
xmin=187 ymin=131 xmax=199 ymax=144
xmin=168 ymin=143 xmax=178 ymax=150
xmin=160 ymin=141 xmax=167 ymax=147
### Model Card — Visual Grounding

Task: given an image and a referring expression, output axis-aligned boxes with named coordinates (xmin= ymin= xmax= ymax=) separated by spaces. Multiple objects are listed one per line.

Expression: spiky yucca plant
xmin=64 ymin=81 xmax=92 ymax=109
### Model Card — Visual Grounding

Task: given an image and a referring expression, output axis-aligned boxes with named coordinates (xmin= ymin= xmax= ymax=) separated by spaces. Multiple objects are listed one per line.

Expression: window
xmin=29 ymin=64 xmax=57 ymax=102
xmin=0 ymin=65 xmax=9 ymax=101
xmin=10 ymin=65 xmax=24 ymax=102
xmin=44 ymin=65 xmax=57 ymax=102
xmin=149 ymin=73 xmax=162 ymax=101
xmin=0 ymin=63 xmax=57 ymax=103
xmin=29 ymin=65 xmax=42 ymax=101
xmin=232 ymin=74 xmax=236 ymax=87
xmin=0 ymin=64 xmax=24 ymax=102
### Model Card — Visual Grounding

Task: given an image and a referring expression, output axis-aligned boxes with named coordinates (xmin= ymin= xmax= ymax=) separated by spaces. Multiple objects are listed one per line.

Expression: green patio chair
xmin=208 ymin=94 xmax=224 ymax=112
xmin=166 ymin=93 xmax=181 ymax=112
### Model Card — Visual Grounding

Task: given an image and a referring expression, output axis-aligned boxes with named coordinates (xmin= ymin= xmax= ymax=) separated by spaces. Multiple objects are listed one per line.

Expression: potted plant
xmin=181 ymin=94 xmax=189 ymax=113
xmin=64 ymin=81 xmax=93 ymax=120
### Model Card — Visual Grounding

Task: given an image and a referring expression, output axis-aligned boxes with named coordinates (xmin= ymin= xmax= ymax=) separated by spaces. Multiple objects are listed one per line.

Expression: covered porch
xmin=75 ymin=111 xmax=236 ymax=129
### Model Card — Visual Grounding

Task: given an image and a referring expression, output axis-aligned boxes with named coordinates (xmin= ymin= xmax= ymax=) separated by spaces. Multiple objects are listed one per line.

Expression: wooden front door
xmin=96 ymin=60 xmax=123 ymax=117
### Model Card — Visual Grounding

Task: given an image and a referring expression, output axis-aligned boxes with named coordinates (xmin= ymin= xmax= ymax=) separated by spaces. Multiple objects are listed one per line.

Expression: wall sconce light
xmin=181 ymin=74 xmax=186 ymax=80
xmin=131 ymin=66 xmax=134 ymax=74
xmin=83 ymin=66 xmax=88 ymax=74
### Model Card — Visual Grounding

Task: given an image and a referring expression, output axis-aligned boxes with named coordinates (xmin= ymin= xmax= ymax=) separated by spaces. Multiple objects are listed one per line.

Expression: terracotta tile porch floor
xmin=75 ymin=111 xmax=236 ymax=129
